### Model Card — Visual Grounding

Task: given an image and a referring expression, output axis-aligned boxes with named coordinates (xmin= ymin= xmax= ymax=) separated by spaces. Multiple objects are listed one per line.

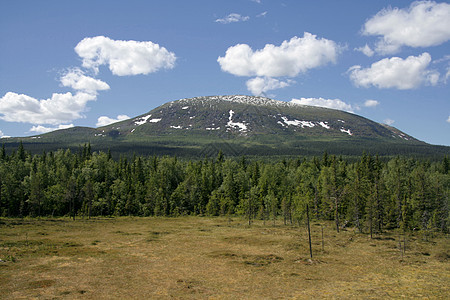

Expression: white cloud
xmin=447 ymin=116 xmax=450 ymax=123
xmin=60 ymin=68 xmax=110 ymax=94
xmin=215 ymin=13 xmax=250 ymax=24
xmin=75 ymin=36 xmax=176 ymax=76
xmin=0 ymin=130 xmax=10 ymax=139
xmin=0 ymin=91 xmax=96 ymax=125
xmin=218 ymin=32 xmax=341 ymax=77
xmin=246 ymin=77 xmax=293 ymax=96
xmin=291 ymin=97 xmax=354 ymax=112
xmin=433 ymin=55 xmax=450 ymax=83
xmin=355 ymin=44 xmax=374 ymax=57
xmin=434 ymin=55 xmax=450 ymax=64
xmin=348 ymin=53 xmax=439 ymax=89
xmin=96 ymin=115 xmax=130 ymax=127
xmin=257 ymin=11 xmax=268 ymax=18
xmin=0 ymin=37 xmax=174 ymax=133
xmin=29 ymin=124 xmax=74 ymax=134
xmin=364 ymin=99 xmax=379 ymax=107
xmin=384 ymin=119 xmax=395 ymax=126
xmin=218 ymin=32 xmax=341 ymax=94
xmin=363 ymin=1 xmax=450 ymax=55
xmin=251 ymin=0 xmax=261 ymax=3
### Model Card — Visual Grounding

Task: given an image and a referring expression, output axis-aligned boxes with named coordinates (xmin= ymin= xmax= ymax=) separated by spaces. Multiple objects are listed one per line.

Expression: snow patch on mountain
xmin=134 ymin=114 xmax=152 ymax=126
xmin=280 ymin=117 xmax=332 ymax=130
xmin=398 ymin=133 xmax=409 ymax=140
xmin=149 ymin=118 xmax=162 ymax=123
xmin=226 ymin=110 xmax=248 ymax=132
xmin=175 ymin=95 xmax=303 ymax=108
xmin=340 ymin=128 xmax=353 ymax=136
xmin=277 ymin=121 xmax=286 ymax=127
xmin=319 ymin=122 xmax=330 ymax=129
xmin=283 ymin=117 xmax=315 ymax=128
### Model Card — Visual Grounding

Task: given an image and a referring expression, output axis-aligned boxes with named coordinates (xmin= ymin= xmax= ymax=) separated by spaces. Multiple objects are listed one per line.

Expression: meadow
xmin=1 ymin=217 xmax=449 ymax=299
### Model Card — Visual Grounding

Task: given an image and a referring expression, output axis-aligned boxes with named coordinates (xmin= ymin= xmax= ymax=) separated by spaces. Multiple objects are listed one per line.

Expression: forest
xmin=0 ymin=143 xmax=448 ymax=234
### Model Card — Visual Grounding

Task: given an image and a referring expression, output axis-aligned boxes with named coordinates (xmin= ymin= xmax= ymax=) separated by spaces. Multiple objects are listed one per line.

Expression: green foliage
xmin=0 ymin=144 xmax=448 ymax=233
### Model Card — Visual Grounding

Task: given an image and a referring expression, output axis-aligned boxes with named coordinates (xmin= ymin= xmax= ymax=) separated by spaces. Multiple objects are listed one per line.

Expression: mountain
xmin=3 ymin=95 xmax=449 ymax=158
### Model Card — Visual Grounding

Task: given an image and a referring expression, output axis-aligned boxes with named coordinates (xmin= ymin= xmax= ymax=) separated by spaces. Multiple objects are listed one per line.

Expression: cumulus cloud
xmin=215 ymin=13 xmax=250 ymax=24
xmin=291 ymin=97 xmax=354 ymax=112
xmin=447 ymin=116 xmax=450 ymax=123
xmin=60 ymin=68 xmax=110 ymax=94
xmin=362 ymin=1 xmax=450 ymax=55
xmin=1 ymin=36 xmax=175 ymax=135
xmin=218 ymin=32 xmax=341 ymax=77
xmin=96 ymin=115 xmax=130 ymax=127
xmin=75 ymin=36 xmax=176 ymax=76
xmin=348 ymin=53 xmax=439 ymax=89
xmin=0 ymin=91 xmax=96 ymax=125
xmin=364 ymin=99 xmax=379 ymax=107
xmin=29 ymin=124 xmax=74 ymax=134
xmin=246 ymin=77 xmax=293 ymax=96
xmin=355 ymin=44 xmax=374 ymax=57
xmin=0 ymin=64 xmax=107 ymax=129
xmin=218 ymin=32 xmax=341 ymax=94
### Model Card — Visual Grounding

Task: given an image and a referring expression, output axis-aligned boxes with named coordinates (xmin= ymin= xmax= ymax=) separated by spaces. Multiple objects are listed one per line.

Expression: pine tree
xmin=217 ymin=150 xmax=224 ymax=164
xmin=0 ymin=144 xmax=5 ymax=160
xmin=28 ymin=168 xmax=44 ymax=217
xmin=17 ymin=141 xmax=26 ymax=162
xmin=443 ymin=156 xmax=449 ymax=174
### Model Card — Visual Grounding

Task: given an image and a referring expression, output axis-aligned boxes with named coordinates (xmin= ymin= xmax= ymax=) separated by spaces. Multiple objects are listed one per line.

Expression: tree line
xmin=0 ymin=143 xmax=448 ymax=233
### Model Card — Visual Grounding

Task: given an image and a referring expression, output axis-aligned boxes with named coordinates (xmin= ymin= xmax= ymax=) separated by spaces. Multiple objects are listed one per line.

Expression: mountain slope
xmin=99 ymin=95 xmax=414 ymax=140
xmin=4 ymin=95 xmax=448 ymax=157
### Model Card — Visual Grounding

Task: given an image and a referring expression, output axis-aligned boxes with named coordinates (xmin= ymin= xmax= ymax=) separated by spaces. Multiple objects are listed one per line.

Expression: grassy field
xmin=0 ymin=217 xmax=448 ymax=299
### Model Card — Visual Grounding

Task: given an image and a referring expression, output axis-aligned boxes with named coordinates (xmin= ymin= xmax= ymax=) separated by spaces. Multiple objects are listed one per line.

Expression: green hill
xmin=3 ymin=95 xmax=449 ymax=158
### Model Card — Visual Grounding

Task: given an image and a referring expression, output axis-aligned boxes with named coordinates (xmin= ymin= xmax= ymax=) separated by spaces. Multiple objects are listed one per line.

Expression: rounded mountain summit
xmin=9 ymin=95 xmax=449 ymax=157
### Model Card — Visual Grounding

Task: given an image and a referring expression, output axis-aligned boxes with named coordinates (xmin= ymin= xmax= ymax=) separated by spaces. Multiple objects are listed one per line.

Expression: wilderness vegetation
xmin=0 ymin=143 xmax=449 ymax=234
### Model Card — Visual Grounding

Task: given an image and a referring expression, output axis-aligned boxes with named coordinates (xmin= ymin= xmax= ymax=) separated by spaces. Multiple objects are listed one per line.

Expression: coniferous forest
xmin=0 ymin=143 xmax=448 ymax=234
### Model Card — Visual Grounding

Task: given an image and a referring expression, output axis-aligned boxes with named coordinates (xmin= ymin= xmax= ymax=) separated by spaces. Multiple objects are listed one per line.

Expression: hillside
xmin=3 ymin=95 xmax=449 ymax=158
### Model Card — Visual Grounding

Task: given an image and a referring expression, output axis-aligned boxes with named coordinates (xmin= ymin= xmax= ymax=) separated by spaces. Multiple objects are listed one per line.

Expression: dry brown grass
xmin=1 ymin=217 xmax=449 ymax=299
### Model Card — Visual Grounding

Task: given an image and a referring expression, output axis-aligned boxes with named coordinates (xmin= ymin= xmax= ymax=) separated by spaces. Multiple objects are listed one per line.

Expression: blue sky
xmin=1 ymin=0 xmax=449 ymax=146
